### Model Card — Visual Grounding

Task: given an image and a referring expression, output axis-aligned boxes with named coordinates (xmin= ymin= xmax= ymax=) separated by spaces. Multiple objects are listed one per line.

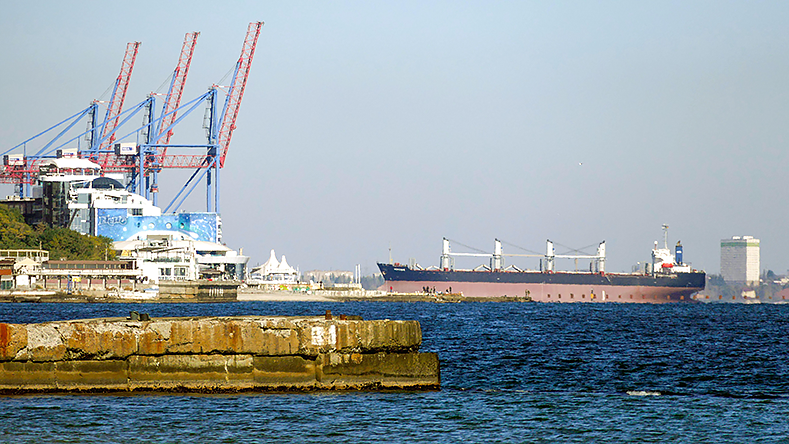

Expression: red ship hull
xmin=383 ymin=280 xmax=699 ymax=303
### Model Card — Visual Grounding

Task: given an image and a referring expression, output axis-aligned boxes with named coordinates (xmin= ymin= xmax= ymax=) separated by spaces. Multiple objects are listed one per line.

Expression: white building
xmin=720 ymin=236 xmax=760 ymax=285
xmin=69 ymin=178 xmax=162 ymax=235
xmin=34 ymin=157 xmax=249 ymax=284
xmin=114 ymin=232 xmax=249 ymax=284
xmin=36 ymin=158 xmax=160 ymax=234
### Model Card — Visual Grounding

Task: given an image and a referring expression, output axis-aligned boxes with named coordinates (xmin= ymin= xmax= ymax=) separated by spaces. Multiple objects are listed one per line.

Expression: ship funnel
xmin=675 ymin=241 xmax=683 ymax=265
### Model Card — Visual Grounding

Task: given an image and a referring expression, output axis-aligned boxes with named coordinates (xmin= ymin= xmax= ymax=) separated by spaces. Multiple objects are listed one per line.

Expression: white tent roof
xmin=253 ymin=250 xmax=279 ymax=275
xmin=252 ymin=250 xmax=297 ymax=276
xmin=277 ymin=255 xmax=296 ymax=274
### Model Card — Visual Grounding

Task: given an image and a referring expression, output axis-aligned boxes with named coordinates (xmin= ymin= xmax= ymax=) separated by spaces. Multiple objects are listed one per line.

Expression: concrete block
xmin=128 ymin=354 xmax=255 ymax=390
xmin=344 ymin=320 xmax=422 ymax=352
xmin=137 ymin=320 xmax=174 ymax=355
xmin=166 ymin=320 xmax=197 ymax=354
xmin=62 ymin=322 xmax=138 ymax=360
xmin=296 ymin=319 xmax=423 ymax=356
xmin=54 ymin=360 xmax=128 ymax=390
xmin=21 ymin=323 xmax=67 ymax=362
xmin=0 ymin=361 xmax=57 ymax=391
xmin=236 ymin=321 xmax=299 ymax=356
xmin=193 ymin=318 xmax=239 ymax=354
xmin=251 ymin=355 xmax=317 ymax=388
xmin=317 ymin=352 xmax=440 ymax=390
xmin=0 ymin=323 xmax=27 ymax=361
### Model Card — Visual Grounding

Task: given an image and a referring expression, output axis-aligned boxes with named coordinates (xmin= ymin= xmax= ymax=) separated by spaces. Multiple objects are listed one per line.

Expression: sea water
xmin=0 ymin=302 xmax=787 ymax=443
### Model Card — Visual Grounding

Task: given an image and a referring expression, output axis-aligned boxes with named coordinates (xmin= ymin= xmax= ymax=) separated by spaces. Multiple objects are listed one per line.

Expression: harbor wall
xmin=157 ymin=280 xmax=240 ymax=301
xmin=0 ymin=315 xmax=439 ymax=393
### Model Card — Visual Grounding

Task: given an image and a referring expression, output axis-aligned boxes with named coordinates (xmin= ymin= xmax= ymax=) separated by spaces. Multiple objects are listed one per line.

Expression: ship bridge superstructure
xmin=650 ymin=224 xmax=692 ymax=274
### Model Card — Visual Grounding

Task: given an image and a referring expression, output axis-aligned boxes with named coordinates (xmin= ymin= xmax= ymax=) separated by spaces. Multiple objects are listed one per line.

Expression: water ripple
xmin=1 ymin=302 xmax=789 ymax=442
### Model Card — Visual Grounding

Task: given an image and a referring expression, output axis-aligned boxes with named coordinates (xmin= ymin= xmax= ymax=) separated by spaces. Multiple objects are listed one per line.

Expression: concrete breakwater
xmin=0 ymin=314 xmax=439 ymax=393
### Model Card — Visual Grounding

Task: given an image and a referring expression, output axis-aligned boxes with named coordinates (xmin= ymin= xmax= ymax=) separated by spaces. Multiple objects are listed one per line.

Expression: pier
xmin=0 ymin=314 xmax=439 ymax=393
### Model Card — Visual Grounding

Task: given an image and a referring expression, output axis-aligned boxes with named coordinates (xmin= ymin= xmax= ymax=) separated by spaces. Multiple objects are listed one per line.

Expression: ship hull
xmin=378 ymin=264 xmax=705 ymax=303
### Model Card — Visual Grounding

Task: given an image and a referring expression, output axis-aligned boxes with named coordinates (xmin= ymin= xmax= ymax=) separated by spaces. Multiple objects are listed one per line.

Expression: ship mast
xmin=662 ymin=224 xmax=669 ymax=250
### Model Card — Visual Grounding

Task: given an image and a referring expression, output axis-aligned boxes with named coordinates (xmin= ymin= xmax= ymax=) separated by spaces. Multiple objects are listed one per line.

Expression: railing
xmin=38 ymin=269 xmax=141 ymax=277
xmin=0 ymin=250 xmax=49 ymax=262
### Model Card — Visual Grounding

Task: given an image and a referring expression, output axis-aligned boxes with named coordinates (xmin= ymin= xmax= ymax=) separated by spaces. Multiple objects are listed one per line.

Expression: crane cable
xmin=445 ymin=238 xmax=488 ymax=254
xmin=499 ymin=239 xmax=542 ymax=256
xmin=552 ymin=241 xmax=599 ymax=256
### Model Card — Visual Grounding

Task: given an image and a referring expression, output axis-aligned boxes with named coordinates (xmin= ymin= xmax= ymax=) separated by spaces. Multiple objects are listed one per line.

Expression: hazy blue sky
xmin=2 ymin=1 xmax=789 ymax=275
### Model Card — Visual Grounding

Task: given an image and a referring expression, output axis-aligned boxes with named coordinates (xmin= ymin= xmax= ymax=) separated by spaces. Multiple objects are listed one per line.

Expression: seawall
xmin=0 ymin=314 xmax=439 ymax=393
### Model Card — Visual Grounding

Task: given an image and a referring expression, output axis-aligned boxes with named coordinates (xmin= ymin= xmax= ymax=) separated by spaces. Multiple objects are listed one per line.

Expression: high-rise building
xmin=720 ymin=236 xmax=760 ymax=285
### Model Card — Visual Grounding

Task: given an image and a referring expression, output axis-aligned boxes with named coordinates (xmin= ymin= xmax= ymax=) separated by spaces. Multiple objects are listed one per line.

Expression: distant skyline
xmin=2 ymin=2 xmax=789 ymax=275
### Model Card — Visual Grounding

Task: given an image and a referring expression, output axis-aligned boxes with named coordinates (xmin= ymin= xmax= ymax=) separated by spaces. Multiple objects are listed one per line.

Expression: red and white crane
xmin=157 ymin=31 xmax=200 ymax=147
xmin=95 ymin=41 xmax=141 ymax=169
xmin=156 ymin=21 xmax=263 ymax=169
xmin=2 ymin=23 xmax=264 ymax=214
xmin=216 ymin=21 xmax=263 ymax=168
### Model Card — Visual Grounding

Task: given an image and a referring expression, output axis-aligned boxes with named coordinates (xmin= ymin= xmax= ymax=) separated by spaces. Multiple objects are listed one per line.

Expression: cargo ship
xmin=378 ymin=227 xmax=705 ymax=303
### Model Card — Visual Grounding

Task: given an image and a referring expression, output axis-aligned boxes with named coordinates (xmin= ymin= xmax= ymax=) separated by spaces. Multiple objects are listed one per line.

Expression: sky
xmin=1 ymin=1 xmax=789 ymax=275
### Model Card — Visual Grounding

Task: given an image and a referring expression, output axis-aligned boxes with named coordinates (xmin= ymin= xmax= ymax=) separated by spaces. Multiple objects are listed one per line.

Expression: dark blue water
xmin=1 ymin=302 xmax=788 ymax=443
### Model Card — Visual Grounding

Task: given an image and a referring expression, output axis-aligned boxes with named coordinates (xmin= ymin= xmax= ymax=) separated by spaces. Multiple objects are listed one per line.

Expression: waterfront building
xmin=5 ymin=156 xmax=248 ymax=286
xmin=720 ymin=236 xmax=760 ymax=285
xmin=0 ymin=250 xmax=50 ymax=289
xmin=114 ymin=232 xmax=248 ymax=284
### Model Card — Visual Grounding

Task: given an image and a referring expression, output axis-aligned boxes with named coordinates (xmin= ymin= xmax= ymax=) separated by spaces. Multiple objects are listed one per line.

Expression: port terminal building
xmin=720 ymin=236 xmax=760 ymax=285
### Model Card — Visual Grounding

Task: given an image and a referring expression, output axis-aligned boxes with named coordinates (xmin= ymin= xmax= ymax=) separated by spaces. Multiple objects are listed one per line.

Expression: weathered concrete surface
xmin=0 ymin=316 xmax=439 ymax=393
xmin=157 ymin=281 xmax=239 ymax=302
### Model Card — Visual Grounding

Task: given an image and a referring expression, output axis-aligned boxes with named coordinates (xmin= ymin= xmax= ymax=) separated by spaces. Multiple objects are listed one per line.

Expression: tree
xmin=0 ymin=205 xmax=116 ymax=260
xmin=36 ymin=226 xmax=115 ymax=261
xmin=0 ymin=205 xmax=35 ymax=249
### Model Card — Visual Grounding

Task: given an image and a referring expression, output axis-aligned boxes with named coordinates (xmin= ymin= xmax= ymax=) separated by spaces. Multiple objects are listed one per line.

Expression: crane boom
xmin=158 ymin=32 xmax=199 ymax=146
xmin=99 ymin=42 xmax=141 ymax=151
xmin=95 ymin=41 xmax=141 ymax=170
xmin=216 ymin=21 xmax=263 ymax=168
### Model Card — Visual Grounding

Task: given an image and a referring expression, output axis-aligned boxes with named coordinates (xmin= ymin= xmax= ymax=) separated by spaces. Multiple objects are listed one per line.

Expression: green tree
xmin=0 ymin=204 xmax=116 ymax=260
xmin=0 ymin=205 xmax=35 ymax=248
xmin=37 ymin=226 xmax=115 ymax=260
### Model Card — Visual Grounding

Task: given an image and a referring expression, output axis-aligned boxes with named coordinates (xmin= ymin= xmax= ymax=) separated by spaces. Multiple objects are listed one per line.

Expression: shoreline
xmin=1 ymin=288 xmax=772 ymax=304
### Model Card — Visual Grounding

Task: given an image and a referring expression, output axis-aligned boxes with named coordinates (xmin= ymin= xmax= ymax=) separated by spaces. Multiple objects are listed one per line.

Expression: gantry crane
xmin=100 ymin=32 xmax=200 ymax=205
xmin=0 ymin=42 xmax=141 ymax=194
xmin=1 ymin=22 xmax=263 ymax=215
xmin=142 ymin=21 xmax=264 ymax=213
